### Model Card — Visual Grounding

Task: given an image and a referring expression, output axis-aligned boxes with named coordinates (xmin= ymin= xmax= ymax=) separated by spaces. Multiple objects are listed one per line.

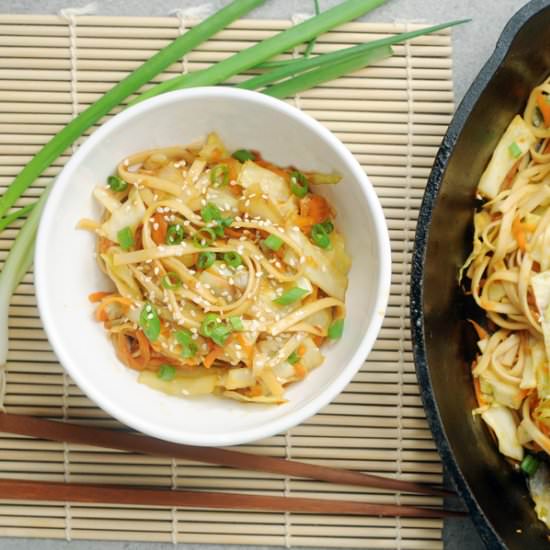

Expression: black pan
xmin=411 ymin=1 xmax=550 ymax=548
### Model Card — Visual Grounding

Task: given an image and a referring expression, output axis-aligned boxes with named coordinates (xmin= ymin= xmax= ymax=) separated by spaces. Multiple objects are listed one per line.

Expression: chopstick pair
xmin=0 ymin=413 xmax=462 ymax=519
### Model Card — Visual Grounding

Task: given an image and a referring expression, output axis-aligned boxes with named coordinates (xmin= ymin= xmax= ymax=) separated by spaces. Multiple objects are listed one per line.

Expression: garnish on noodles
xmin=80 ymin=133 xmax=350 ymax=404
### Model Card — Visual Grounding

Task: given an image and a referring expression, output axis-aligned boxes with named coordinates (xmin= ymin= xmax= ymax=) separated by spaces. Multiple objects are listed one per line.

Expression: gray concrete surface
xmin=0 ymin=1 xmax=534 ymax=549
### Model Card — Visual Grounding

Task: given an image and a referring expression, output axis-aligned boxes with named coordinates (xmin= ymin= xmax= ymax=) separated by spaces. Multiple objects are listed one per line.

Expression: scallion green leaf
xmin=509 ymin=141 xmax=522 ymax=159
xmin=139 ymin=303 xmax=161 ymax=342
xmin=290 ymin=171 xmax=309 ymax=198
xmin=229 ymin=316 xmax=244 ymax=331
xmin=200 ymin=313 xmax=220 ymax=338
xmin=274 ymin=287 xmax=309 ymax=306
xmin=210 ymin=324 xmax=232 ymax=346
xmin=210 ymin=164 xmax=230 ymax=187
xmin=321 ymin=219 xmax=334 ymax=234
xmin=265 ymin=46 xmax=392 ymax=100
xmin=157 ymin=364 xmax=176 ymax=381
xmin=520 ymin=454 xmax=540 ymax=476
xmin=193 ymin=227 xmax=216 ymax=248
xmin=117 ymin=226 xmax=134 ymax=251
xmin=107 ymin=175 xmax=128 ymax=192
xmin=161 ymin=272 xmax=182 ymax=290
xmin=166 ymin=224 xmax=185 ymax=245
xmin=197 ymin=251 xmax=216 ymax=270
xmin=311 ymin=223 xmax=331 ymax=249
xmin=135 ymin=0 xmax=391 ymax=104
xmin=201 ymin=202 xmax=222 ymax=223
xmin=175 ymin=329 xmax=198 ymax=358
xmin=224 ymin=251 xmax=242 ymax=268
xmin=232 ymin=149 xmax=256 ymax=162
xmin=263 ymin=234 xmax=284 ymax=251
xmin=328 ymin=318 xmax=344 ymax=340
xmin=287 ymin=351 xmax=300 ymax=365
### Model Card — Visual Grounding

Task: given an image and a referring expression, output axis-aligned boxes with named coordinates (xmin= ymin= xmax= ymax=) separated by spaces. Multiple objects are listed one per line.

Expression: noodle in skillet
xmin=463 ymin=76 xmax=550 ymax=528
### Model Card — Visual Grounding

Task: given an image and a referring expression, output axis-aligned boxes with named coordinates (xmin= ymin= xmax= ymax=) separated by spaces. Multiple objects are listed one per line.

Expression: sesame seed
xmin=153 ymin=222 xmax=159 ymax=230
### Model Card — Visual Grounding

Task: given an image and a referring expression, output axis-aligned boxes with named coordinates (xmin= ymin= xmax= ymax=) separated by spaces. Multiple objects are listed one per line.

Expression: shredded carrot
xmin=114 ymin=333 xmax=144 ymax=371
xmin=501 ymin=159 xmax=520 ymax=190
xmin=313 ymin=335 xmax=325 ymax=347
xmin=512 ymin=215 xmax=527 ymax=251
xmin=203 ymin=345 xmax=223 ymax=369
xmin=537 ymin=92 xmax=550 ymax=127
xmin=98 ymin=237 xmax=115 ymax=254
xmin=210 ymin=147 xmax=222 ymax=163
xmin=293 ymin=214 xmax=315 ymax=232
xmin=135 ymin=330 xmax=151 ymax=366
xmin=88 ymin=291 xmax=112 ymax=303
xmin=473 ymin=375 xmax=488 ymax=408
xmin=224 ymin=227 xmax=242 ymax=238
xmin=294 ymin=363 xmax=307 ymax=379
xmin=242 ymin=384 xmax=263 ymax=397
xmin=297 ymin=344 xmax=306 ymax=357
xmin=236 ymin=333 xmax=254 ymax=365
xmin=300 ymin=194 xmax=331 ymax=225
xmin=221 ymin=157 xmax=240 ymax=182
xmin=468 ymin=319 xmax=489 ymax=340
xmin=151 ymin=212 xmax=168 ymax=245
xmin=544 ymin=140 xmax=550 ymax=154
xmin=95 ymin=295 xmax=133 ymax=322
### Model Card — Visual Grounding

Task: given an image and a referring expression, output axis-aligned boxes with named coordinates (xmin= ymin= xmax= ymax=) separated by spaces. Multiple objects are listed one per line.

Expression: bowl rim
xmin=410 ymin=0 xmax=550 ymax=547
xmin=35 ymin=86 xmax=392 ymax=447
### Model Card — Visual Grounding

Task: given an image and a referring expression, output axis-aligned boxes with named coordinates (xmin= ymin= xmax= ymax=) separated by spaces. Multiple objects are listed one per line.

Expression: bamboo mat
xmin=0 ymin=13 xmax=454 ymax=549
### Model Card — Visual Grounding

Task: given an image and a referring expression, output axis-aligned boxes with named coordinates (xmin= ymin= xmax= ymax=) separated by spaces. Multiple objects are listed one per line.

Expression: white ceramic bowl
xmin=35 ymin=87 xmax=391 ymax=447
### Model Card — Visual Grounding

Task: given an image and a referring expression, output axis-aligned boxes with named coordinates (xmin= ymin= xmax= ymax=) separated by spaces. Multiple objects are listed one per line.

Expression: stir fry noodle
xmin=80 ymin=133 xmax=349 ymax=404
xmin=462 ymin=76 xmax=550 ymax=527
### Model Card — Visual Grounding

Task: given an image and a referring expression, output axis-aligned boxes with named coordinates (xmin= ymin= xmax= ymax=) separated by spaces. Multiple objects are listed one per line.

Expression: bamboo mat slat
xmin=0 ymin=13 xmax=453 ymax=549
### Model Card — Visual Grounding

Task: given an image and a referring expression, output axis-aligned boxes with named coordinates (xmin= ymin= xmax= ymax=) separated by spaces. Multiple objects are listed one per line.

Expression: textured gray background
xmin=0 ymin=0 xmax=533 ymax=549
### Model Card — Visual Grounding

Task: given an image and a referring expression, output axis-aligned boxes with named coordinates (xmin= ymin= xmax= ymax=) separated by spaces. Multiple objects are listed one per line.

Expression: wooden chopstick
xmin=0 ymin=412 xmax=451 ymax=497
xmin=0 ymin=478 xmax=464 ymax=518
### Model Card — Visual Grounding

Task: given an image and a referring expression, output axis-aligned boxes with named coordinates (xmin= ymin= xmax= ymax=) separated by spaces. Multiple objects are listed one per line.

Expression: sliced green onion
xmin=311 ymin=223 xmax=331 ymax=249
xmin=139 ymin=303 xmax=161 ymax=342
xmin=201 ymin=202 xmax=222 ymax=223
xmin=117 ymin=226 xmax=134 ymax=251
xmin=166 ymin=224 xmax=185 ymax=245
xmin=175 ymin=329 xmax=198 ymax=358
xmin=290 ymin=170 xmax=309 ymax=198
xmin=263 ymin=234 xmax=284 ymax=251
xmin=520 ymin=454 xmax=540 ymax=476
xmin=229 ymin=316 xmax=244 ymax=331
xmin=157 ymin=364 xmax=176 ymax=381
xmin=0 ymin=0 xmax=266 ymax=221
xmin=197 ymin=251 xmax=216 ymax=270
xmin=509 ymin=141 xmax=522 ymax=159
xmin=274 ymin=287 xmax=309 ymax=306
xmin=210 ymin=164 xmax=230 ymax=187
xmin=161 ymin=272 xmax=182 ymax=290
xmin=193 ymin=227 xmax=216 ymax=248
xmin=328 ymin=318 xmax=344 ymax=340
xmin=224 ymin=251 xmax=242 ymax=268
xmin=287 ymin=351 xmax=300 ymax=365
xmin=210 ymin=323 xmax=232 ymax=346
xmin=321 ymin=219 xmax=334 ymax=234
xmin=107 ymin=175 xmax=128 ymax=192
xmin=232 ymin=149 xmax=256 ymax=162
xmin=200 ymin=313 xmax=220 ymax=338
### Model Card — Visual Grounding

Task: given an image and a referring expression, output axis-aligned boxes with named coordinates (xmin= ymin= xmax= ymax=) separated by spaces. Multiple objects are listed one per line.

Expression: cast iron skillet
xmin=411 ymin=1 xmax=550 ymax=548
